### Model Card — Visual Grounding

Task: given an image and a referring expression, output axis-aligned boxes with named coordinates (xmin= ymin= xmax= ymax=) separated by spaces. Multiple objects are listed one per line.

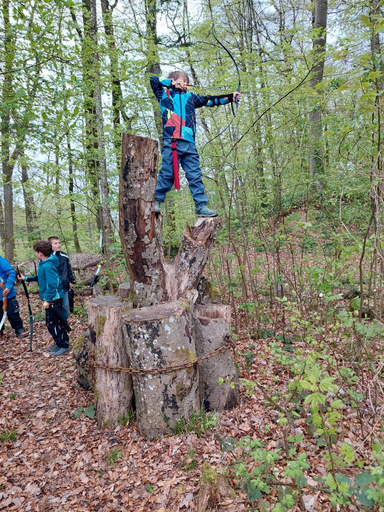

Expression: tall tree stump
xmin=193 ymin=305 xmax=239 ymax=412
xmin=119 ymin=133 xmax=165 ymax=306
xmin=88 ymin=295 xmax=134 ymax=428
xmin=122 ymin=300 xmax=199 ymax=438
xmin=83 ymin=134 xmax=239 ymax=437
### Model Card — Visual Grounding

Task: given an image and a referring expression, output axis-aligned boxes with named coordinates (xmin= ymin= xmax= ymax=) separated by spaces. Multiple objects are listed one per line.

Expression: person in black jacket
xmin=48 ymin=237 xmax=76 ymax=318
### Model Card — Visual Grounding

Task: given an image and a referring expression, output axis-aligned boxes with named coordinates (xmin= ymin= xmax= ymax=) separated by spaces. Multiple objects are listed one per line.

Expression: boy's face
xmin=51 ymin=239 xmax=61 ymax=251
xmin=35 ymin=251 xmax=44 ymax=261
xmin=174 ymin=75 xmax=189 ymax=92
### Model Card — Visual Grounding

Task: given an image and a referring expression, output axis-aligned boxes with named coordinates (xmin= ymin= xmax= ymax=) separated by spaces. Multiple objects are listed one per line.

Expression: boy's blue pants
xmin=155 ymin=139 xmax=209 ymax=205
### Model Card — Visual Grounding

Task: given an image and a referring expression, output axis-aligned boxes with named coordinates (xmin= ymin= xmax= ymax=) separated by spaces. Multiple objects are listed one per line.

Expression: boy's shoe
xmin=154 ymin=200 xmax=161 ymax=215
xmin=16 ymin=330 xmax=28 ymax=338
xmin=195 ymin=204 xmax=218 ymax=217
xmin=51 ymin=346 xmax=70 ymax=356
xmin=48 ymin=344 xmax=59 ymax=353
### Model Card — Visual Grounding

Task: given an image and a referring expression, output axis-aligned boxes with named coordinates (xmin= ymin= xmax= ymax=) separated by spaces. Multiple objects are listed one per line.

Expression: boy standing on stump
xmin=19 ymin=241 xmax=70 ymax=356
xmin=150 ymin=71 xmax=241 ymax=217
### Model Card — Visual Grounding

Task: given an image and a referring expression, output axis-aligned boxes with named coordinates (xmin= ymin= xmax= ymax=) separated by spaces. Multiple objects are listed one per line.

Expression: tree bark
xmin=80 ymin=133 xmax=238 ymax=438
xmin=193 ymin=305 xmax=239 ymax=412
xmin=119 ymin=133 xmax=165 ymax=306
xmin=1 ymin=0 xmax=15 ymax=261
xmin=21 ymin=162 xmax=40 ymax=239
xmin=144 ymin=0 xmax=163 ymax=140
xmin=100 ymin=0 xmax=132 ymax=153
xmin=90 ymin=0 xmax=113 ymax=292
xmin=88 ymin=295 xmax=134 ymax=428
xmin=166 ymin=218 xmax=223 ymax=300
xmin=309 ymin=0 xmax=328 ymax=183
xmin=67 ymin=133 xmax=82 ymax=253
xmin=122 ymin=300 xmax=199 ymax=438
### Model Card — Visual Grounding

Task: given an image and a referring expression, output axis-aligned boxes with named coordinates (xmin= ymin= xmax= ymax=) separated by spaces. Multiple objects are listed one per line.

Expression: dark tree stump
xmin=73 ymin=330 xmax=92 ymax=390
xmin=193 ymin=305 xmax=239 ymax=412
xmin=122 ymin=300 xmax=199 ymax=438
xmin=119 ymin=133 xmax=165 ymax=306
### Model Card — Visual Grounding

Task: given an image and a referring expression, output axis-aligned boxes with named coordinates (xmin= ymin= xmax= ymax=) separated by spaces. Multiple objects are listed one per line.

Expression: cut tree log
xmin=122 ymin=300 xmax=199 ymax=438
xmin=81 ymin=133 xmax=239 ymax=438
xmin=118 ymin=133 xmax=222 ymax=306
xmin=119 ymin=133 xmax=165 ymax=307
xmin=88 ymin=295 xmax=134 ymax=428
xmin=193 ymin=305 xmax=239 ymax=412
xmin=165 ymin=218 xmax=222 ymax=301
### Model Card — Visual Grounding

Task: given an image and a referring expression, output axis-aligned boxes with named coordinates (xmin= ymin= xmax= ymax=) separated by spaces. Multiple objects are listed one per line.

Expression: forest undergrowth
xmin=1 ymin=211 xmax=384 ymax=511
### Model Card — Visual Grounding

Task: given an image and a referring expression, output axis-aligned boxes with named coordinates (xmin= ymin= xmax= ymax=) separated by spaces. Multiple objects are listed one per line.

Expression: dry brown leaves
xmin=0 ymin=288 xmax=378 ymax=512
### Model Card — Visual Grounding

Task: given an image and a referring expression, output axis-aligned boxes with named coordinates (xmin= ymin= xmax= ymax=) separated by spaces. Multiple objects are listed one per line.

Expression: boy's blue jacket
xmin=26 ymin=254 xmax=63 ymax=303
xmin=150 ymin=76 xmax=234 ymax=143
xmin=0 ymin=256 xmax=17 ymax=300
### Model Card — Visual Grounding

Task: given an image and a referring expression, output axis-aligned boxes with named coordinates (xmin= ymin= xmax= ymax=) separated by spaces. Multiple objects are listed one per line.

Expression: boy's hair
xmin=48 ymin=236 xmax=60 ymax=243
xmin=167 ymin=71 xmax=190 ymax=84
xmin=33 ymin=241 xmax=53 ymax=257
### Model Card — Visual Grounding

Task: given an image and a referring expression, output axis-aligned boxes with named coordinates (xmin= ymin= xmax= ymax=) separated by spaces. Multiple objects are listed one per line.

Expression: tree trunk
xmin=119 ymin=133 xmax=165 ymax=306
xmin=122 ymin=300 xmax=199 ymax=438
xmin=309 ymin=0 xmax=328 ymax=183
xmin=21 ymin=162 xmax=40 ymax=239
xmin=83 ymin=133 xmax=239 ymax=437
xmin=144 ymin=0 xmax=163 ymax=140
xmin=67 ymin=133 xmax=82 ymax=253
xmin=100 ymin=0 xmax=132 ymax=169
xmin=90 ymin=0 xmax=113 ymax=292
xmin=88 ymin=295 xmax=134 ymax=428
xmin=193 ymin=305 xmax=239 ymax=412
xmin=1 ymin=0 xmax=15 ymax=261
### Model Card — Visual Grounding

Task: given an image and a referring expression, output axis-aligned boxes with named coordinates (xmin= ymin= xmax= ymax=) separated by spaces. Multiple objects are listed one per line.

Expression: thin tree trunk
xmin=309 ymin=0 xmax=328 ymax=184
xmin=100 ymin=0 xmax=132 ymax=163
xmin=144 ymin=0 xmax=162 ymax=140
xmin=21 ymin=162 xmax=40 ymax=239
xmin=67 ymin=133 xmax=82 ymax=253
xmin=90 ymin=0 xmax=113 ymax=292
xmin=1 ymin=0 xmax=15 ymax=261
xmin=0 ymin=195 xmax=5 ymax=252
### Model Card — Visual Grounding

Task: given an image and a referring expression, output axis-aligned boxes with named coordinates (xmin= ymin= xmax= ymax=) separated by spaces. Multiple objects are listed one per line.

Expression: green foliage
xmin=71 ymin=404 xmax=96 ymax=420
xmin=119 ymin=408 xmax=135 ymax=426
xmin=145 ymin=483 xmax=154 ymax=493
xmin=0 ymin=430 xmax=17 ymax=442
xmin=167 ymin=409 xmax=217 ymax=438
xmin=106 ymin=447 xmax=123 ymax=464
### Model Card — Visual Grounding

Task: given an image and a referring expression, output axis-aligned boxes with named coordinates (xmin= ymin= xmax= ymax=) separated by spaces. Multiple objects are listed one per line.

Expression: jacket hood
xmin=40 ymin=254 xmax=60 ymax=269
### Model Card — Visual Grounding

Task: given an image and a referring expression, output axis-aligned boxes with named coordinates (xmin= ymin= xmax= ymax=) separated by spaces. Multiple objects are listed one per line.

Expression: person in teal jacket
xmin=0 ymin=256 xmax=27 ymax=337
xmin=19 ymin=241 xmax=70 ymax=356
xmin=150 ymin=71 xmax=241 ymax=217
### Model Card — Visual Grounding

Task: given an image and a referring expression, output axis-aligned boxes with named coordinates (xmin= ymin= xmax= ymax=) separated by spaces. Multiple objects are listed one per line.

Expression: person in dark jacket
xmin=150 ymin=71 xmax=241 ymax=217
xmin=19 ymin=241 xmax=70 ymax=356
xmin=48 ymin=236 xmax=76 ymax=318
xmin=0 ymin=256 xmax=27 ymax=338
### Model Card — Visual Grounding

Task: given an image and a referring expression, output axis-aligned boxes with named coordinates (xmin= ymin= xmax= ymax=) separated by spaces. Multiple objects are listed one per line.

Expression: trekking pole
xmin=0 ymin=293 xmax=7 ymax=332
xmin=17 ymin=265 xmax=34 ymax=352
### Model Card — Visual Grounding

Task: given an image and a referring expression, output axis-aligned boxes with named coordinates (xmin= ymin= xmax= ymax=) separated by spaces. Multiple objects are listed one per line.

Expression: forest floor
xmin=0 ymin=287 xmax=380 ymax=512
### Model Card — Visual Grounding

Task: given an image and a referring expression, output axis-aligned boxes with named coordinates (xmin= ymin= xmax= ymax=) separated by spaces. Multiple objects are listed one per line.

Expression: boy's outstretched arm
xmin=193 ymin=91 xmax=241 ymax=109
xmin=150 ymin=76 xmax=173 ymax=101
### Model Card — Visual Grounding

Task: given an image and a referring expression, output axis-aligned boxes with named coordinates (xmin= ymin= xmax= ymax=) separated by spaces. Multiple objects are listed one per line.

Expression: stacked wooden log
xmin=77 ymin=134 xmax=239 ymax=438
